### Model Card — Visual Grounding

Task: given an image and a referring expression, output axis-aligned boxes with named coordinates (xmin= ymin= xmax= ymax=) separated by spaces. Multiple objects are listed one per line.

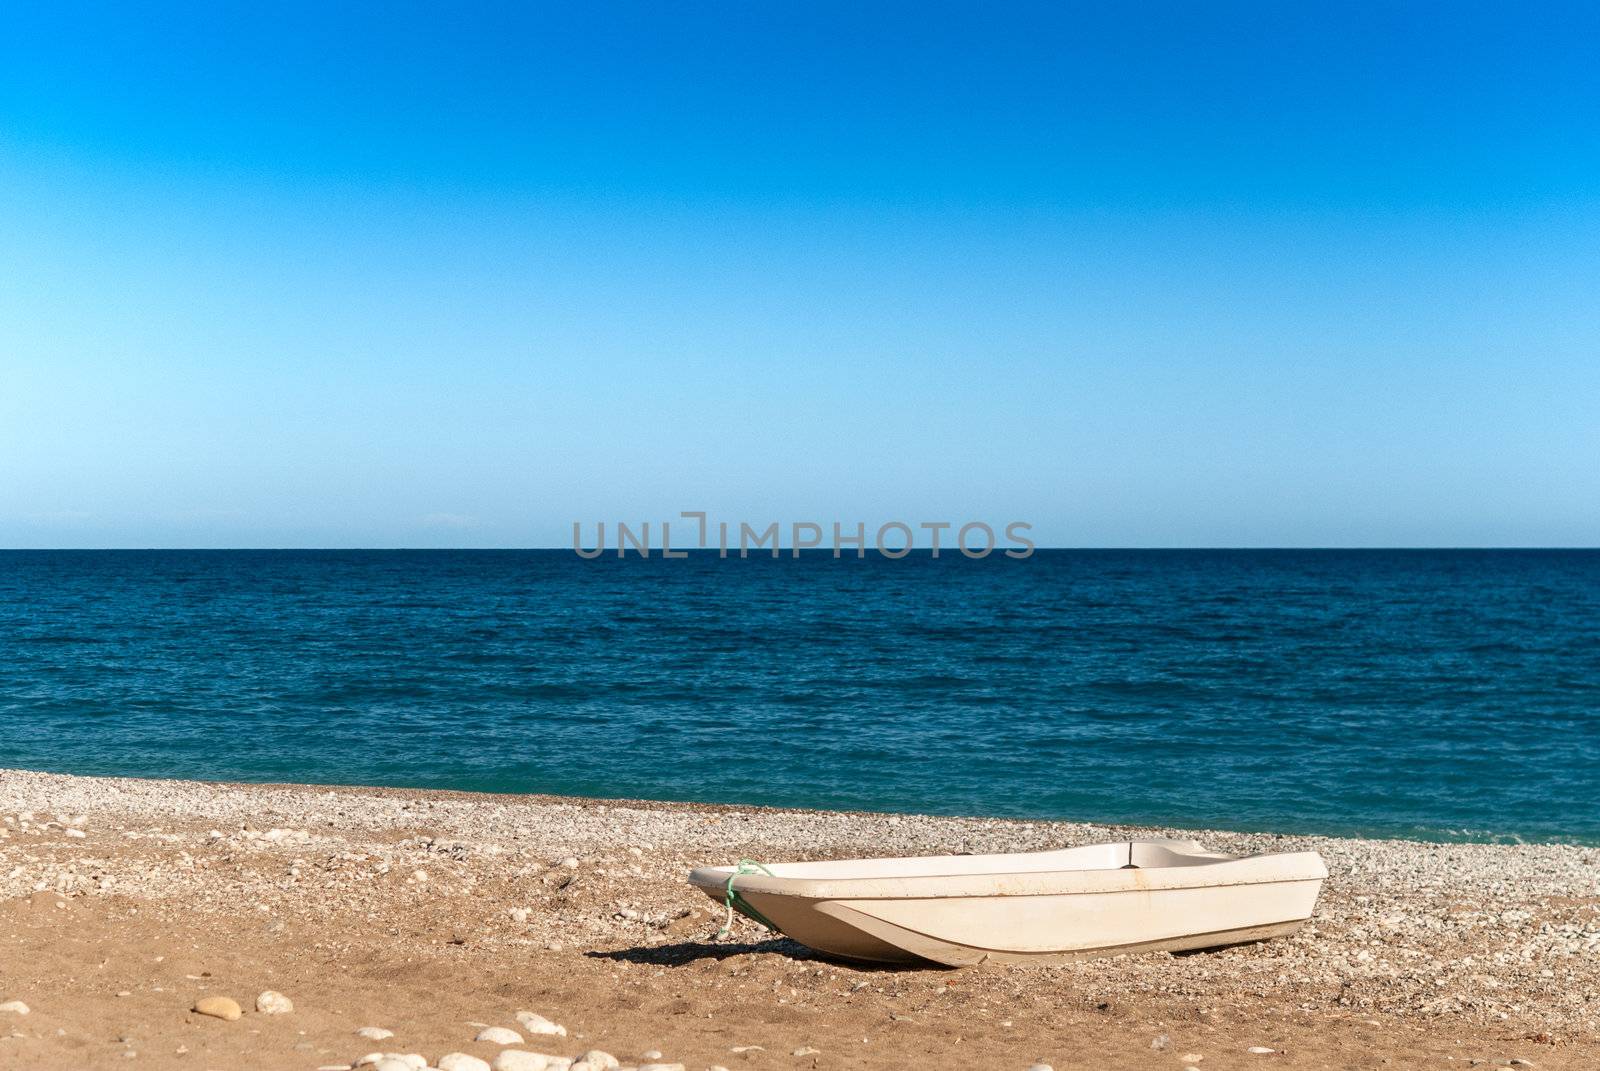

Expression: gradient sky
xmin=2 ymin=3 xmax=1598 ymax=548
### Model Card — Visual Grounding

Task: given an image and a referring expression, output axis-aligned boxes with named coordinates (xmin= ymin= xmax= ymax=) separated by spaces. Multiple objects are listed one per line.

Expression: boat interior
xmin=729 ymin=839 xmax=1238 ymax=880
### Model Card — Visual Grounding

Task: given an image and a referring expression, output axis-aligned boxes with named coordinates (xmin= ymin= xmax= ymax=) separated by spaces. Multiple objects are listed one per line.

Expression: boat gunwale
xmin=689 ymin=849 xmax=1328 ymax=900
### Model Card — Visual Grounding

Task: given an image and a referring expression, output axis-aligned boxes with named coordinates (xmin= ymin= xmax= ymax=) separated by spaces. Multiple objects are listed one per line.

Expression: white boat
xmin=688 ymin=838 xmax=1327 ymax=966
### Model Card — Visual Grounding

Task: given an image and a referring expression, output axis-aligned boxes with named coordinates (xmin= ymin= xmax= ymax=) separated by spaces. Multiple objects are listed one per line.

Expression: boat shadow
xmin=585 ymin=938 xmax=930 ymax=971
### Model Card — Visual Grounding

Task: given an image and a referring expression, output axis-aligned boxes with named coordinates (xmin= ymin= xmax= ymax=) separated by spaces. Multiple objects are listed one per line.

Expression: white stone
xmin=255 ymin=990 xmax=293 ymax=1014
xmin=491 ymin=1053 xmax=549 ymax=1071
xmin=65 ymin=828 xmax=87 ymax=839
xmin=356 ymin=1027 xmax=395 ymax=1041
xmin=438 ymin=1055 xmax=492 ymax=1071
xmin=515 ymin=1011 xmax=567 ymax=1037
xmin=0 ymin=1001 xmax=29 ymax=1015
xmin=355 ymin=1055 xmax=421 ymax=1069
xmin=638 ymin=1064 xmax=684 ymax=1071
xmin=373 ymin=1060 xmax=414 ymax=1071
xmin=1247 ymin=1048 xmax=1276 ymax=1055
xmin=1027 ymin=1065 xmax=1053 ymax=1071
xmin=476 ymin=1026 xmax=524 ymax=1045
xmin=574 ymin=1052 xmax=619 ymax=1070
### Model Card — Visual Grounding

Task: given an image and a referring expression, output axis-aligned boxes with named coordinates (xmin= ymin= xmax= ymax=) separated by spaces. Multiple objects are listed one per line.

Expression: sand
xmin=1 ymin=768 xmax=1597 ymax=1070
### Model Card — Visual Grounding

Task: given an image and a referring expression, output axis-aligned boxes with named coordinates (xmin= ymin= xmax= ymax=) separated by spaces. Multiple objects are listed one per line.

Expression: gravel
xmin=3 ymin=766 xmax=1598 ymax=1041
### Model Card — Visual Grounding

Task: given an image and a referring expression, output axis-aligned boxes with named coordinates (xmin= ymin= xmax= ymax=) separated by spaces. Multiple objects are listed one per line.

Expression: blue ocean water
xmin=1 ymin=549 xmax=1597 ymax=844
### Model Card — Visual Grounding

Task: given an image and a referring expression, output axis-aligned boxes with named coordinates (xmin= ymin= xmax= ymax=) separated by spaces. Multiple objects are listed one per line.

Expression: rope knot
xmin=715 ymin=858 xmax=778 ymax=939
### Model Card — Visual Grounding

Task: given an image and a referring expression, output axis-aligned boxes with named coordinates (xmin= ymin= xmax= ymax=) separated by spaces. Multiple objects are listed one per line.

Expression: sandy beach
xmin=1 ymin=769 xmax=1596 ymax=1071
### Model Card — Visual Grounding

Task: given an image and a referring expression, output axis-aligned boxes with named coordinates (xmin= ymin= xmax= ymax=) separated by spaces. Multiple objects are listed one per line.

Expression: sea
xmin=1 ymin=549 xmax=1596 ymax=844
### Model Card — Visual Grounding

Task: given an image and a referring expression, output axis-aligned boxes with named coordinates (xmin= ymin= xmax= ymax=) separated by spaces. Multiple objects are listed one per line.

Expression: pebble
xmin=515 ymin=1010 xmax=568 ymax=1036
xmin=356 ymin=1027 xmax=395 ymax=1041
xmin=477 ymin=1026 xmax=525 ymax=1044
xmin=438 ymin=1056 xmax=492 ymax=1071
xmin=1180 ymin=1056 xmax=1204 ymax=1064
xmin=0 ymin=1001 xmax=29 ymax=1016
xmin=1026 ymin=1064 xmax=1053 ymax=1071
xmin=373 ymin=1060 xmax=414 ymax=1071
xmin=792 ymin=1047 xmax=821 ymax=1056
xmin=1247 ymin=1047 xmax=1276 ymax=1055
xmin=355 ymin=1054 xmax=424 ymax=1069
xmin=255 ymin=990 xmax=293 ymax=1014
xmin=192 ymin=996 xmax=242 ymax=1021
xmin=491 ymin=1053 xmax=551 ymax=1071
xmin=574 ymin=1051 xmax=619 ymax=1070
xmin=638 ymin=1065 xmax=685 ymax=1071
xmin=640 ymin=1051 xmax=662 ymax=1061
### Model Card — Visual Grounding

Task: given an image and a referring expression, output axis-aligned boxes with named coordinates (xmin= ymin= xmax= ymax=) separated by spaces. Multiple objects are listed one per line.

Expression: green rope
xmin=715 ymin=859 xmax=779 ymax=938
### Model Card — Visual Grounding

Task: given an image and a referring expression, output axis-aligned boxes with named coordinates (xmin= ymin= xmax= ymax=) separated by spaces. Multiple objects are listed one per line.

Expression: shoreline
xmin=5 ymin=764 xmax=1587 ymax=850
xmin=3 ymin=768 xmax=1598 ymax=1069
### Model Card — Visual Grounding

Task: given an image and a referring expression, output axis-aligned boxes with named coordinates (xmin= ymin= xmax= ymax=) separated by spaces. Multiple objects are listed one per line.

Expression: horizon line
xmin=4 ymin=546 xmax=1599 ymax=553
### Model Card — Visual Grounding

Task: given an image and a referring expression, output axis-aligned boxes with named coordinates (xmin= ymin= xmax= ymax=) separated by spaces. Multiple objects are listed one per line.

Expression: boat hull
xmin=690 ymin=840 xmax=1326 ymax=966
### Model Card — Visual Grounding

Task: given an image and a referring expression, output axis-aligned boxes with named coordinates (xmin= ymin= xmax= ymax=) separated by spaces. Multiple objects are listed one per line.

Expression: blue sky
xmin=2 ymin=3 xmax=1597 ymax=547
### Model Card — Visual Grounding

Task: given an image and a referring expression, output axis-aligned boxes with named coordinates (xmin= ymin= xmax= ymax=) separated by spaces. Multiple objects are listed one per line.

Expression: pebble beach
xmin=2 ymin=768 xmax=1597 ymax=1070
